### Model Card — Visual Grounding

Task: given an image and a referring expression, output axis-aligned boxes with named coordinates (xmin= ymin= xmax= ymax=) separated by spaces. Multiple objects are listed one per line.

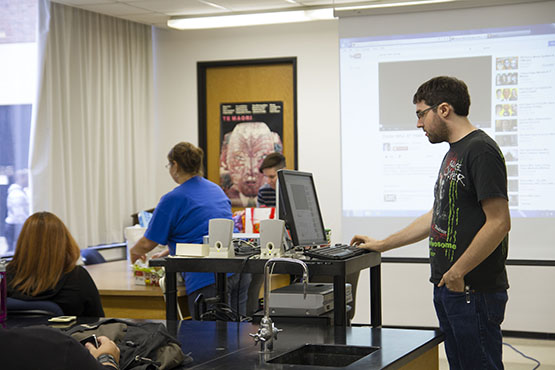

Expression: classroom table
xmin=85 ymin=260 xmax=189 ymax=319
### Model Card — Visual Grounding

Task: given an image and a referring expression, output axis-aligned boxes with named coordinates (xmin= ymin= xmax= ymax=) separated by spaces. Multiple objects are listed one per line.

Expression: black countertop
xmin=5 ymin=316 xmax=443 ymax=369
xmin=173 ymin=321 xmax=443 ymax=369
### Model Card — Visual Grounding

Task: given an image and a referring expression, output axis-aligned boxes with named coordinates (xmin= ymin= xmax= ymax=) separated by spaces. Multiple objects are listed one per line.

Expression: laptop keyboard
xmin=303 ymin=244 xmax=368 ymax=260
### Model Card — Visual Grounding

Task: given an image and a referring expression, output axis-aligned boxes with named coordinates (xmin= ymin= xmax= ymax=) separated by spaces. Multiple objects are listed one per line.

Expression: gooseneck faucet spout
xmin=250 ymin=257 xmax=309 ymax=353
xmin=263 ymin=258 xmax=309 ymax=318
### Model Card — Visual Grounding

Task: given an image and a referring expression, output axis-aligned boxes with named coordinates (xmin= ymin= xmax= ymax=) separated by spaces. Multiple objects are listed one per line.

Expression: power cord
xmin=231 ymin=237 xmax=259 ymax=321
xmin=235 ymin=253 xmax=256 ymax=321
xmin=159 ymin=271 xmax=184 ymax=320
xmin=194 ymin=269 xmax=254 ymax=322
xmin=199 ymin=302 xmax=235 ymax=321
xmin=233 ymin=239 xmax=260 ymax=256
xmin=502 ymin=342 xmax=541 ymax=369
xmin=197 ymin=300 xmax=250 ymax=322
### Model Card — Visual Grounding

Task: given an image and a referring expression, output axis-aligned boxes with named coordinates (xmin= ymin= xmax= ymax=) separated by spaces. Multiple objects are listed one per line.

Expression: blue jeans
xmin=433 ymin=285 xmax=508 ymax=370
xmin=187 ymin=273 xmax=252 ymax=320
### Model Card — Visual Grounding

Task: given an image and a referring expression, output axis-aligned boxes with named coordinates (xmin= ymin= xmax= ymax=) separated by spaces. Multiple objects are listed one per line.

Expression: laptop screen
xmin=277 ymin=169 xmax=328 ymax=247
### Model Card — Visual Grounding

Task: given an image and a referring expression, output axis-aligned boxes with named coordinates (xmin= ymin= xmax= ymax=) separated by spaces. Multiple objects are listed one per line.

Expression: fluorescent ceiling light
xmin=167 ymin=0 xmax=456 ymax=30
xmin=168 ymin=8 xmax=335 ymax=30
xmin=337 ymin=0 xmax=455 ymax=11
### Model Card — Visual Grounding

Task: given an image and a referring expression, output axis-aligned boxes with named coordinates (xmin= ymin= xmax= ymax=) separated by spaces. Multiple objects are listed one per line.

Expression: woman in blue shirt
xmin=130 ymin=142 xmax=250 ymax=318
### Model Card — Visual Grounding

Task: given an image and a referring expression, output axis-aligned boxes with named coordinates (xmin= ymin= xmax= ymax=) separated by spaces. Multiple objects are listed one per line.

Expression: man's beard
xmin=427 ymin=115 xmax=449 ymax=144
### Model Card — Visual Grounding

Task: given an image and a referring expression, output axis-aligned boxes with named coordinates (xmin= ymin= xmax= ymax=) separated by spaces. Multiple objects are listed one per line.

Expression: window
xmin=0 ymin=0 xmax=37 ymax=257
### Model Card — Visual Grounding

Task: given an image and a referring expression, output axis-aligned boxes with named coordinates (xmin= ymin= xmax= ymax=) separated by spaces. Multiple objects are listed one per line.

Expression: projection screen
xmin=340 ymin=11 xmax=555 ymax=260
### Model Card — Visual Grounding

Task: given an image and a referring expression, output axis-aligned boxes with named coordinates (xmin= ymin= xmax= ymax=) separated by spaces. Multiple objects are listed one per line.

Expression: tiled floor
xmin=439 ymin=337 xmax=555 ymax=369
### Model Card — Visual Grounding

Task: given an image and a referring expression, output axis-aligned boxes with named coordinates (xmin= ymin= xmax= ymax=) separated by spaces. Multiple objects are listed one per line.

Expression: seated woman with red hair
xmin=7 ymin=211 xmax=104 ymax=317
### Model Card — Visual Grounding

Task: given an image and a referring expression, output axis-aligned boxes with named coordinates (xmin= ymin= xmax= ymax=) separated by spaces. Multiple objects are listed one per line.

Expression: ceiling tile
xmin=211 ymin=0 xmax=299 ymax=12
xmin=124 ymin=0 xmax=221 ymax=14
xmin=78 ymin=2 xmax=153 ymax=15
xmin=52 ymin=0 xmax=517 ymax=29
xmin=118 ymin=13 xmax=169 ymax=24
xmin=53 ymin=0 xmax=116 ymax=5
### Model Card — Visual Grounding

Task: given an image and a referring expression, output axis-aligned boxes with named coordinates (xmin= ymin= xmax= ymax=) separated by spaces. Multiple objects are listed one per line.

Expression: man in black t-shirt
xmin=352 ymin=76 xmax=510 ymax=370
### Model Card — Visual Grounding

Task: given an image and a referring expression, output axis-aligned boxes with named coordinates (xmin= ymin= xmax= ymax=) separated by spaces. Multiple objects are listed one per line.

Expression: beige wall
xmin=153 ymin=20 xmax=342 ymax=241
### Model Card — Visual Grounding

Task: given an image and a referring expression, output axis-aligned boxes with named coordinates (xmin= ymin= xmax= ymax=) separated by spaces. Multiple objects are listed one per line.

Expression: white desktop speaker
xmin=207 ymin=218 xmax=235 ymax=258
xmin=260 ymin=219 xmax=286 ymax=258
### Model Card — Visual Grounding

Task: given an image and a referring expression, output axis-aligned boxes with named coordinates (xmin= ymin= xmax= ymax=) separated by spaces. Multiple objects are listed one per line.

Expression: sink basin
xmin=267 ymin=344 xmax=380 ymax=367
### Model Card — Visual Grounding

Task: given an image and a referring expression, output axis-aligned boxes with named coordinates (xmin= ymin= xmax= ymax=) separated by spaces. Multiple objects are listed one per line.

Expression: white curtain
xmin=30 ymin=1 xmax=156 ymax=248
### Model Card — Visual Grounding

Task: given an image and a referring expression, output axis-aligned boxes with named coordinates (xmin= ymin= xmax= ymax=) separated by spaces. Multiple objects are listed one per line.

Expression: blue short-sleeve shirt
xmin=145 ymin=176 xmax=232 ymax=293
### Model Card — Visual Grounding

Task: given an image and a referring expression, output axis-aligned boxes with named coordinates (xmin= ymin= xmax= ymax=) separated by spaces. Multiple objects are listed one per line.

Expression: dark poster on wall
xmin=219 ymin=101 xmax=284 ymax=207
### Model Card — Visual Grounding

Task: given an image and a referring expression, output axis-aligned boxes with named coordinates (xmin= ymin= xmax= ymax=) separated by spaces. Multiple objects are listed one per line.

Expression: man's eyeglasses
xmin=416 ymin=103 xmax=439 ymax=119
xmin=165 ymin=163 xmax=172 ymax=169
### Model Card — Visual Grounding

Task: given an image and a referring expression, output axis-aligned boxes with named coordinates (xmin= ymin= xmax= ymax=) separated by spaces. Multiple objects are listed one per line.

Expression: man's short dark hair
xmin=413 ymin=76 xmax=471 ymax=116
xmin=259 ymin=152 xmax=286 ymax=173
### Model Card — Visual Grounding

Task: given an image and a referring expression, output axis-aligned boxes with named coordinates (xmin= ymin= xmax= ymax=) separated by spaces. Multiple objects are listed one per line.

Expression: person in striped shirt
xmin=256 ymin=152 xmax=286 ymax=208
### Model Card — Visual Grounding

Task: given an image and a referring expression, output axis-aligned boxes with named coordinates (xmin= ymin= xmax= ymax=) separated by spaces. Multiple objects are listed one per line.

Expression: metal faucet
xmin=250 ymin=257 xmax=309 ymax=353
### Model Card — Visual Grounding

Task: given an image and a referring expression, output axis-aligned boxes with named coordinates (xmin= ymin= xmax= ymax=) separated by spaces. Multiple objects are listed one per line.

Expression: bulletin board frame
xmin=197 ymin=57 xmax=298 ymax=208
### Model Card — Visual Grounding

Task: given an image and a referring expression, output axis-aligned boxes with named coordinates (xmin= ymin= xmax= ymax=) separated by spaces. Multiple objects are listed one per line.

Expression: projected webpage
xmin=340 ymin=23 xmax=555 ymax=219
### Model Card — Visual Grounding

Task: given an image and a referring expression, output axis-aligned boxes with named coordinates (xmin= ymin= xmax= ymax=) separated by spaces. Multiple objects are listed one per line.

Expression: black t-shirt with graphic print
xmin=429 ymin=129 xmax=509 ymax=292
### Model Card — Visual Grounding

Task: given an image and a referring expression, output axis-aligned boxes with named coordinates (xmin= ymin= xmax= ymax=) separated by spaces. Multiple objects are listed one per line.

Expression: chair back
xmin=7 ymin=297 xmax=64 ymax=316
xmin=81 ymin=248 xmax=106 ymax=265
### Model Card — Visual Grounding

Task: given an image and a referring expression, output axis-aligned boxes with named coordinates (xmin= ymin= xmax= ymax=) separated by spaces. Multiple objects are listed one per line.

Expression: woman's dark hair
xmin=413 ymin=76 xmax=471 ymax=117
xmin=168 ymin=142 xmax=204 ymax=176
